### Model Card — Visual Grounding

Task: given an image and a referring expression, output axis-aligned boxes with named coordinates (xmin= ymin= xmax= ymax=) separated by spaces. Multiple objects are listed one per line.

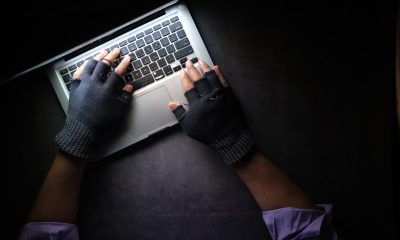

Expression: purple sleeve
xmin=262 ymin=204 xmax=338 ymax=240
xmin=18 ymin=222 xmax=79 ymax=240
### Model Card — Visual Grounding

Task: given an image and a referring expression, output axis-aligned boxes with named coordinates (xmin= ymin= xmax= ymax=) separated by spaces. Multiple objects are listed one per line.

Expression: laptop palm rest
xmin=94 ymin=85 xmax=177 ymax=161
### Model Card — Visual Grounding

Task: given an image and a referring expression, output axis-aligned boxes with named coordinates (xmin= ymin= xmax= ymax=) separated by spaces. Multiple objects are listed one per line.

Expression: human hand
xmin=55 ymin=49 xmax=134 ymax=160
xmin=168 ymin=60 xmax=254 ymax=165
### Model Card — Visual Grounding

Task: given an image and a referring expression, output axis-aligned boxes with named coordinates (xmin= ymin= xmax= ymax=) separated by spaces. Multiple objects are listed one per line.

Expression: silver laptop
xmin=46 ymin=0 xmax=213 ymax=160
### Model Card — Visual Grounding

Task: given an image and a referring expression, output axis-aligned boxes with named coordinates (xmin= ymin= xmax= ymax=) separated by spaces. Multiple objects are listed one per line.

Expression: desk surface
xmin=1 ymin=1 xmax=398 ymax=239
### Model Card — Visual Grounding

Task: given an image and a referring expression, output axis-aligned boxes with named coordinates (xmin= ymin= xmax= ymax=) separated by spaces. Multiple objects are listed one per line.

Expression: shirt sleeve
xmin=262 ymin=204 xmax=338 ymax=240
xmin=18 ymin=222 xmax=79 ymax=240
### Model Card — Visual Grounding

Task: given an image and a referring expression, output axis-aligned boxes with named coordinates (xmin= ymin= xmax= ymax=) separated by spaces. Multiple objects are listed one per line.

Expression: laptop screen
xmin=1 ymin=0 xmax=168 ymax=82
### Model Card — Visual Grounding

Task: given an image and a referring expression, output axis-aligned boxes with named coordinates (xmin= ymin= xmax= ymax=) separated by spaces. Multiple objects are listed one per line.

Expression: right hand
xmin=168 ymin=60 xmax=255 ymax=166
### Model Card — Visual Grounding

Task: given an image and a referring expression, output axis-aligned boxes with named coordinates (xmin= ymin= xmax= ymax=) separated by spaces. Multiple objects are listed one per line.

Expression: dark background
xmin=1 ymin=0 xmax=399 ymax=239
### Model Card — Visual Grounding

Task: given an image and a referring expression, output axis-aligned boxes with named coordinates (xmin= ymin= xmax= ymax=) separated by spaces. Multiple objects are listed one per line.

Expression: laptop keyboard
xmin=58 ymin=16 xmax=198 ymax=91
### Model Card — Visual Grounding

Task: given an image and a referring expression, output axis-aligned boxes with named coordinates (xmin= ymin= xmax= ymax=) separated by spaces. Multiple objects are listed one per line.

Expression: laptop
xmin=46 ymin=0 xmax=213 ymax=160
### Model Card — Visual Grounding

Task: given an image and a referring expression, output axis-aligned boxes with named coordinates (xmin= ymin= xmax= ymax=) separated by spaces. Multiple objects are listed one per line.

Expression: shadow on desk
xmin=1 ymin=0 xmax=399 ymax=239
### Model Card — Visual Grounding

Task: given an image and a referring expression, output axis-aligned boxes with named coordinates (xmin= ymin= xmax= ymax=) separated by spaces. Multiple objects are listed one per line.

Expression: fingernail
xmin=186 ymin=60 xmax=193 ymax=66
xmin=170 ymin=103 xmax=177 ymax=109
xmin=123 ymin=55 xmax=130 ymax=61
xmin=113 ymin=48 xmax=120 ymax=52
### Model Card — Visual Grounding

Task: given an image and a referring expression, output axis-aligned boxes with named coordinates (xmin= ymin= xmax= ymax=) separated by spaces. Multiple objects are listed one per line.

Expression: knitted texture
xmin=210 ymin=128 xmax=254 ymax=166
xmin=55 ymin=117 xmax=97 ymax=160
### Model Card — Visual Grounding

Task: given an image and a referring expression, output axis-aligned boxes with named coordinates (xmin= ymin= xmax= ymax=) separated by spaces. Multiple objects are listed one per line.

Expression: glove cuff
xmin=55 ymin=117 xmax=97 ymax=160
xmin=210 ymin=128 xmax=255 ymax=166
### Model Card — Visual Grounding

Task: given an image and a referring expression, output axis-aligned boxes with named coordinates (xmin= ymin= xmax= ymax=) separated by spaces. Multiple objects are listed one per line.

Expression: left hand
xmin=55 ymin=49 xmax=134 ymax=160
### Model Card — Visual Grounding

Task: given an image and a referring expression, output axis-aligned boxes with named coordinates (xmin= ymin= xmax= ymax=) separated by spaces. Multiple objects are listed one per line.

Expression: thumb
xmin=168 ymin=102 xmax=186 ymax=122
xmin=168 ymin=102 xmax=178 ymax=110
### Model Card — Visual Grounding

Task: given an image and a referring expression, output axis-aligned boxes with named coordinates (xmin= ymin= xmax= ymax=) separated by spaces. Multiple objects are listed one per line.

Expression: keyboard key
xmin=128 ymin=43 xmax=137 ymax=52
xmin=129 ymin=53 xmax=137 ymax=61
xmin=149 ymin=52 xmax=159 ymax=61
xmin=132 ymin=74 xmax=154 ymax=90
xmin=120 ymin=47 xmax=129 ymax=56
xmin=105 ymin=48 xmax=111 ymax=53
xmin=66 ymin=82 xmax=71 ymax=91
xmin=179 ymin=57 xmax=188 ymax=64
xmin=132 ymin=70 xmax=142 ymax=79
xmin=127 ymin=63 xmax=134 ymax=73
xmin=112 ymin=60 xmax=119 ymax=69
xmin=153 ymin=24 xmax=162 ymax=31
xmin=153 ymin=69 xmax=165 ymax=81
xmin=142 ymin=56 xmax=151 ymax=65
xmin=127 ymin=36 xmax=136 ymax=43
xmin=111 ymin=44 xmax=119 ymax=50
xmin=170 ymin=16 xmax=179 ymax=23
xmin=119 ymin=40 xmax=127 ymax=47
xmin=145 ymin=28 xmax=153 ymax=35
xmin=144 ymin=45 xmax=153 ymax=54
xmin=163 ymin=66 xmax=173 ymax=76
xmin=132 ymin=60 xmax=142 ymax=69
xmin=68 ymin=65 xmax=77 ymax=71
xmin=144 ymin=35 xmax=153 ymax=44
xmin=174 ymin=46 xmax=193 ymax=60
xmin=177 ymin=29 xmax=186 ymax=39
xmin=135 ymin=49 xmax=145 ymax=58
xmin=152 ymin=31 xmax=162 ymax=40
xmin=160 ymin=37 xmax=170 ymax=47
xmin=136 ymin=39 xmax=145 ymax=48
xmin=70 ymin=71 xmax=76 ymax=78
xmin=60 ymin=68 xmax=68 ymax=75
xmin=191 ymin=57 xmax=198 ymax=63
xmin=173 ymin=65 xmax=182 ymax=72
xmin=174 ymin=38 xmax=190 ymax=50
xmin=125 ymin=73 xmax=134 ymax=82
xmin=152 ymin=41 xmax=161 ymax=50
xmin=149 ymin=62 xmax=158 ymax=71
xmin=62 ymin=74 xmax=72 ymax=83
xmin=168 ymin=33 xmax=178 ymax=43
xmin=161 ymin=27 xmax=170 ymax=36
xmin=169 ymin=21 xmax=182 ymax=33
xmin=141 ymin=66 xmax=150 ymax=75
xmin=181 ymin=63 xmax=186 ymax=68
xmin=77 ymin=61 xmax=84 ymax=67
xmin=165 ymin=54 xmax=175 ymax=63
xmin=136 ymin=32 xmax=144 ymax=39
xmin=158 ymin=48 xmax=167 ymax=57
xmin=166 ymin=45 xmax=176 ymax=54
xmin=157 ymin=58 xmax=167 ymax=68
xmin=162 ymin=20 xmax=170 ymax=26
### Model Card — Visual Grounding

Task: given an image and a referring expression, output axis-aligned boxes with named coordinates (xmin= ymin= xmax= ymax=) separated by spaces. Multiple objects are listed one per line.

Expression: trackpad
xmin=130 ymin=86 xmax=176 ymax=138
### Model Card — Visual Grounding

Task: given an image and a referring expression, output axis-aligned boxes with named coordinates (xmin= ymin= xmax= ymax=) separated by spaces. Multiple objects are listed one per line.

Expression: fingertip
xmin=168 ymin=102 xmax=178 ymax=110
xmin=123 ymin=84 xmax=134 ymax=94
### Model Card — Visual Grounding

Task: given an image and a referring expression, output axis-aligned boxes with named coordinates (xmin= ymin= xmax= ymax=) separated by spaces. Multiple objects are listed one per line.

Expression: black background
xmin=1 ymin=0 xmax=399 ymax=239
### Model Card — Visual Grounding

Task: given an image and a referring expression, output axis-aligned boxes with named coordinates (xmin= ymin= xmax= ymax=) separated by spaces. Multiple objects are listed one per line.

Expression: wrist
xmin=55 ymin=117 xmax=97 ymax=160
xmin=210 ymin=127 xmax=255 ymax=166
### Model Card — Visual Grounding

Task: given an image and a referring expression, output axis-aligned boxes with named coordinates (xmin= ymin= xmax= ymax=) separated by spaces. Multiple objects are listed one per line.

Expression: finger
xmin=198 ymin=59 xmax=212 ymax=75
xmin=114 ymin=55 xmax=131 ymax=76
xmin=72 ymin=60 xmax=87 ymax=80
xmin=94 ymin=50 xmax=108 ymax=61
xmin=118 ymin=90 xmax=132 ymax=105
xmin=185 ymin=60 xmax=202 ymax=81
xmin=213 ymin=65 xmax=228 ymax=87
xmin=171 ymin=104 xmax=186 ymax=122
xmin=102 ymin=48 xmax=120 ymax=66
xmin=181 ymin=70 xmax=194 ymax=92
xmin=168 ymin=102 xmax=178 ymax=110
xmin=122 ymin=84 xmax=134 ymax=94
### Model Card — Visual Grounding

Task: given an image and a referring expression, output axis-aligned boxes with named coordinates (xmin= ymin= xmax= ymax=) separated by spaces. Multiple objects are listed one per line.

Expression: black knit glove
xmin=55 ymin=59 xmax=131 ymax=160
xmin=172 ymin=70 xmax=254 ymax=166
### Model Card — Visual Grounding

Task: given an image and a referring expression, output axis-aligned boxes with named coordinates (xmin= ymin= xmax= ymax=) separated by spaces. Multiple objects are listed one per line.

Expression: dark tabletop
xmin=0 ymin=1 xmax=398 ymax=239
